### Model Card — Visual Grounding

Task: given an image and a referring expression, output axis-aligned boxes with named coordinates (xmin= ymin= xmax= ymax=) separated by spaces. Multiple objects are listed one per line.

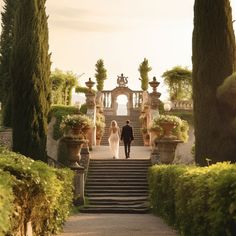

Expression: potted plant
xmin=60 ymin=114 xmax=93 ymax=167
xmin=152 ymin=115 xmax=189 ymax=141
xmin=151 ymin=115 xmax=189 ymax=164
xmin=60 ymin=114 xmax=93 ymax=139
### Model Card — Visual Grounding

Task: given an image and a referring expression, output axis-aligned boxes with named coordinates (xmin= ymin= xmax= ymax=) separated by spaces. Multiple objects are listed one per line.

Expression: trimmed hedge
xmin=0 ymin=148 xmax=74 ymax=235
xmin=148 ymin=163 xmax=236 ymax=236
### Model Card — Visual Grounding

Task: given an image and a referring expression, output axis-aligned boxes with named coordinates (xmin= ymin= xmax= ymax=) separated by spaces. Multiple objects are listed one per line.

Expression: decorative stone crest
xmin=117 ymin=73 xmax=128 ymax=87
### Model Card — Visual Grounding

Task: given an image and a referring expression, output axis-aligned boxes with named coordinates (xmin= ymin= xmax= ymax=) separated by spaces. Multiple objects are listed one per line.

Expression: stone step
xmin=90 ymin=159 xmax=150 ymax=163
xmin=86 ymin=185 xmax=148 ymax=190
xmin=84 ymin=159 xmax=150 ymax=213
xmin=87 ymin=175 xmax=147 ymax=179
xmin=80 ymin=207 xmax=149 ymax=214
xmin=88 ymin=196 xmax=148 ymax=202
xmin=86 ymin=192 xmax=149 ymax=197
xmin=85 ymin=189 xmax=148 ymax=194
xmin=86 ymin=178 xmax=148 ymax=183
xmin=86 ymin=181 xmax=148 ymax=186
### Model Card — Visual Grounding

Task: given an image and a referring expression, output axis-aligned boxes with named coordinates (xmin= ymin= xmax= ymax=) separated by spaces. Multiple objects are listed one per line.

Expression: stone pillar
xmin=71 ymin=165 xmax=85 ymax=205
xmin=148 ymin=77 xmax=161 ymax=145
xmin=85 ymin=78 xmax=96 ymax=148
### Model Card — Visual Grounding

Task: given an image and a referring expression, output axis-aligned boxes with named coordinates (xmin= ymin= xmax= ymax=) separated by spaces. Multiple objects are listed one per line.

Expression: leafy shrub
xmin=0 ymin=148 xmax=74 ymax=235
xmin=0 ymin=170 xmax=14 ymax=235
xmin=48 ymin=105 xmax=80 ymax=140
xmin=148 ymin=163 xmax=236 ymax=236
xmin=150 ymin=115 xmax=189 ymax=142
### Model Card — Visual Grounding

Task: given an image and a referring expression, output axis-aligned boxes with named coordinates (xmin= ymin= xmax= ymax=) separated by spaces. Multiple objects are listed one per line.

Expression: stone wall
xmin=174 ymin=125 xmax=195 ymax=164
xmin=46 ymin=117 xmax=60 ymax=160
xmin=0 ymin=128 xmax=12 ymax=150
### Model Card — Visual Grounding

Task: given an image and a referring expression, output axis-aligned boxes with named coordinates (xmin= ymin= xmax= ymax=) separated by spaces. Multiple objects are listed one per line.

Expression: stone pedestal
xmin=71 ymin=165 xmax=85 ymax=205
xmin=155 ymin=138 xmax=183 ymax=164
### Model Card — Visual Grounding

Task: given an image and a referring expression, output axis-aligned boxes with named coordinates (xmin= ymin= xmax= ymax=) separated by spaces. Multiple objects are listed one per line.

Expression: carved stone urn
xmin=62 ymin=137 xmax=86 ymax=168
xmin=154 ymin=138 xmax=183 ymax=164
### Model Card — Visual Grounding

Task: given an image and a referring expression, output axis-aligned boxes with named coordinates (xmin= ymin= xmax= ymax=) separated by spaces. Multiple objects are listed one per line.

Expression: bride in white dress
xmin=108 ymin=120 xmax=120 ymax=159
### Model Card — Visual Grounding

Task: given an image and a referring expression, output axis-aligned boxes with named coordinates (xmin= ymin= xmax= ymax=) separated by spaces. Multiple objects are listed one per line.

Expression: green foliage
xmin=61 ymin=114 xmax=93 ymax=138
xmin=48 ymin=105 xmax=80 ymax=140
xmin=168 ymin=110 xmax=194 ymax=125
xmin=75 ymin=85 xmax=95 ymax=94
xmin=51 ymin=68 xmax=78 ymax=105
xmin=96 ymin=113 xmax=105 ymax=139
xmin=148 ymin=163 xmax=236 ymax=236
xmin=0 ymin=169 xmax=14 ymax=235
xmin=217 ymin=72 xmax=236 ymax=110
xmin=0 ymin=0 xmax=18 ymax=127
xmin=11 ymin=0 xmax=51 ymax=162
xmin=80 ymin=103 xmax=87 ymax=114
xmin=0 ymin=148 xmax=74 ymax=235
xmin=162 ymin=66 xmax=192 ymax=100
xmin=138 ymin=58 xmax=152 ymax=91
xmin=150 ymin=115 xmax=189 ymax=142
xmin=95 ymin=59 xmax=107 ymax=91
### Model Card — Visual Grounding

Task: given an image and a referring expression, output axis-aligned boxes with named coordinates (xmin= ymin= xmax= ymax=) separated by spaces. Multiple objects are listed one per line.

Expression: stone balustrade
xmin=171 ymin=100 xmax=193 ymax=111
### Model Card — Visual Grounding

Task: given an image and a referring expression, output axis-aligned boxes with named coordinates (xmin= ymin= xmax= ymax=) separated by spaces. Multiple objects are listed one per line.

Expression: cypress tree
xmin=95 ymin=59 xmax=107 ymax=91
xmin=11 ymin=0 xmax=51 ymax=162
xmin=192 ymin=0 xmax=236 ymax=165
xmin=0 ymin=0 xmax=18 ymax=127
xmin=138 ymin=58 xmax=152 ymax=91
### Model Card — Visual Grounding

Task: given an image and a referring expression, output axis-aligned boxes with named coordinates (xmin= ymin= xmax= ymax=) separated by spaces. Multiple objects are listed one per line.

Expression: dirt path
xmin=57 ymin=213 xmax=178 ymax=236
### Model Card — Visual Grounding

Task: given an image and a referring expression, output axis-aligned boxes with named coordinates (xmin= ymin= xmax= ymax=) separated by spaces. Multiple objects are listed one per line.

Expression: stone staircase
xmin=80 ymin=159 xmax=151 ymax=213
xmin=101 ymin=115 xmax=143 ymax=146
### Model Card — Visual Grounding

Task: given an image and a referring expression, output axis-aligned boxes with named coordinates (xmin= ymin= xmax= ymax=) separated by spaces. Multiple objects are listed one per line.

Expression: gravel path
xmin=57 ymin=213 xmax=178 ymax=236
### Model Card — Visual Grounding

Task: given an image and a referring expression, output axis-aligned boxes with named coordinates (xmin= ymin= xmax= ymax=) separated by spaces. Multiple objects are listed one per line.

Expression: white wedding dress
xmin=108 ymin=129 xmax=120 ymax=159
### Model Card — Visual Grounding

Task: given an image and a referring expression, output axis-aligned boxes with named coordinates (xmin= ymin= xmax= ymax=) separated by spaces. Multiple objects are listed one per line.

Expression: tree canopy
xmin=162 ymin=66 xmax=192 ymax=101
xmin=50 ymin=69 xmax=78 ymax=105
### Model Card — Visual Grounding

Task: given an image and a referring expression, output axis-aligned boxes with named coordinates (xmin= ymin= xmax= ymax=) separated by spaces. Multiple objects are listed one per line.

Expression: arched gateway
xmin=100 ymin=74 xmax=144 ymax=146
xmin=84 ymin=74 xmax=161 ymax=146
xmin=102 ymin=74 xmax=143 ymax=116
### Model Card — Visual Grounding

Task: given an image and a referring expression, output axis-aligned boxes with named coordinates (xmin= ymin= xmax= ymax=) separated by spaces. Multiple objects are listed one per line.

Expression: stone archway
xmin=116 ymin=94 xmax=128 ymax=116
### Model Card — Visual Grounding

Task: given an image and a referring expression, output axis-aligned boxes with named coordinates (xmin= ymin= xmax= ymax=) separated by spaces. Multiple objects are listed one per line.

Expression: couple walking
xmin=108 ymin=120 xmax=134 ymax=159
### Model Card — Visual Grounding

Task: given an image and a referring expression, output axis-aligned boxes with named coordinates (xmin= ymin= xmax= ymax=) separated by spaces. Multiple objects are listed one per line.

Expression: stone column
xmin=85 ymin=78 xmax=96 ymax=148
xmin=71 ymin=165 xmax=85 ymax=205
xmin=148 ymin=77 xmax=161 ymax=146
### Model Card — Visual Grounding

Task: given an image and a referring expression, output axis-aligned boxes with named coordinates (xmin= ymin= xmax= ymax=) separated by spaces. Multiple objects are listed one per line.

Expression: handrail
xmin=47 ymin=155 xmax=66 ymax=168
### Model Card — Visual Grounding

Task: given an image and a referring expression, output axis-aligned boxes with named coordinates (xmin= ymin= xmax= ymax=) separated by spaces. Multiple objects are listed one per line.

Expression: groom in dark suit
xmin=121 ymin=120 xmax=134 ymax=159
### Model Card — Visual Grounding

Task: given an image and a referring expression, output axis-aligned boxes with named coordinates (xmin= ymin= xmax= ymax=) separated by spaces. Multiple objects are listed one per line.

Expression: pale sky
xmin=0 ymin=0 xmax=236 ymax=100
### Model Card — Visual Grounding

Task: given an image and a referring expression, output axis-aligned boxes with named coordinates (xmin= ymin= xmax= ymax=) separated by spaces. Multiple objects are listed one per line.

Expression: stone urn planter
xmin=150 ymin=115 xmax=189 ymax=164
xmin=62 ymin=137 xmax=86 ymax=168
xmin=154 ymin=138 xmax=183 ymax=164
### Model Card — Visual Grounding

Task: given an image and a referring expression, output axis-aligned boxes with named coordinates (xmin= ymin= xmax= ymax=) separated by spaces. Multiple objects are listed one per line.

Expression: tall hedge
xmin=11 ymin=0 xmax=51 ymax=162
xmin=0 ymin=0 xmax=18 ymax=127
xmin=149 ymin=163 xmax=236 ymax=236
xmin=192 ymin=0 xmax=236 ymax=165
